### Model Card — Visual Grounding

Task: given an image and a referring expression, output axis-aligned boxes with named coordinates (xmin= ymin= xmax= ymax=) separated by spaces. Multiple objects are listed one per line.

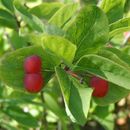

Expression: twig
xmin=40 ymin=91 xmax=47 ymax=130
xmin=57 ymin=121 xmax=62 ymax=130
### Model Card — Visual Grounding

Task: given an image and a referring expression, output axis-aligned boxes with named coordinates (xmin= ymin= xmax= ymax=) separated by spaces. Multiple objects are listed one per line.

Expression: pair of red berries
xmin=24 ymin=55 xmax=44 ymax=93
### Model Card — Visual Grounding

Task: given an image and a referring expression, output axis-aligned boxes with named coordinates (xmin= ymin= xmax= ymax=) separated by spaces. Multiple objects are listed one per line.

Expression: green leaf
xmin=9 ymin=90 xmax=36 ymax=100
xmin=1 ymin=0 xmax=14 ymax=12
xmin=93 ymin=105 xmax=114 ymax=130
xmin=42 ymin=35 xmax=77 ymax=63
xmin=0 ymin=46 xmax=60 ymax=90
xmin=0 ymin=18 xmax=17 ymax=29
xmin=3 ymin=106 xmax=39 ymax=128
xmin=0 ymin=9 xmax=17 ymax=29
xmin=29 ymin=2 xmax=63 ymax=20
xmin=65 ymin=5 xmax=109 ymax=61
xmin=100 ymin=0 xmax=126 ymax=23
xmin=73 ymin=54 xmax=130 ymax=90
xmin=93 ymin=83 xmax=129 ymax=105
xmin=55 ymin=67 xmax=93 ymax=125
xmin=109 ymin=17 xmax=130 ymax=39
xmin=14 ymin=1 xmax=44 ymax=32
xmin=49 ymin=3 xmax=79 ymax=28
xmin=0 ymin=8 xmax=14 ymax=19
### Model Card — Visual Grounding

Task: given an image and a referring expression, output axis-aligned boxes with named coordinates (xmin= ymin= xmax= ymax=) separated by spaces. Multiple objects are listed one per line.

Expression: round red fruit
xmin=24 ymin=73 xmax=43 ymax=93
xmin=90 ymin=76 xmax=109 ymax=98
xmin=24 ymin=55 xmax=42 ymax=73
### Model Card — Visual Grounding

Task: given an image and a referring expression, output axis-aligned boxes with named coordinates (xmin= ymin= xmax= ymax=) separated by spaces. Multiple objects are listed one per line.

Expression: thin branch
xmin=40 ymin=91 xmax=48 ymax=130
xmin=57 ymin=121 xmax=62 ymax=130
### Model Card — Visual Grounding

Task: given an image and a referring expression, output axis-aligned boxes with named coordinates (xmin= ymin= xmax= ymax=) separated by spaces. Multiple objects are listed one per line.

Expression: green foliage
xmin=0 ymin=0 xmax=130 ymax=129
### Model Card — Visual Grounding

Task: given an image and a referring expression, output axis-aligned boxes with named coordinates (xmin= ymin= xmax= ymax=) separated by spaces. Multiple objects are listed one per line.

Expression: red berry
xmin=24 ymin=73 xmax=44 ymax=93
xmin=24 ymin=55 xmax=42 ymax=73
xmin=90 ymin=76 xmax=109 ymax=98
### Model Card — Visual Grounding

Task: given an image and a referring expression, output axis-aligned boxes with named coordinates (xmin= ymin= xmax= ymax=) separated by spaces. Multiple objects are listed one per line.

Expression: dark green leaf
xmin=1 ymin=0 xmax=14 ymax=12
xmin=55 ymin=67 xmax=93 ymax=125
xmin=0 ymin=8 xmax=17 ymax=29
xmin=100 ymin=0 xmax=126 ymax=23
xmin=65 ymin=5 xmax=109 ymax=61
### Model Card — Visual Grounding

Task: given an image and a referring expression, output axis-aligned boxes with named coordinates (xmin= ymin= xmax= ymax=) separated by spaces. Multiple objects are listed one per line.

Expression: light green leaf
xmin=0 ymin=46 xmax=60 ymax=90
xmin=55 ymin=67 xmax=93 ymax=125
xmin=1 ymin=123 xmax=18 ymax=130
xmin=65 ymin=5 xmax=109 ymax=61
xmin=45 ymin=24 xmax=65 ymax=36
xmin=100 ymin=0 xmax=126 ymax=23
xmin=123 ymin=46 xmax=130 ymax=55
xmin=10 ymin=31 xmax=28 ymax=49
xmin=109 ymin=17 xmax=130 ymax=38
xmin=42 ymin=35 xmax=76 ymax=63
xmin=44 ymin=92 xmax=67 ymax=121
xmin=98 ymin=48 xmax=130 ymax=69
xmin=73 ymin=54 xmax=130 ymax=90
xmin=14 ymin=1 xmax=44 ymax=32
xmin=49 ymin=3 xmax=79 ymax=28
xmin=29 ymin=2 xmax=63 ymax=20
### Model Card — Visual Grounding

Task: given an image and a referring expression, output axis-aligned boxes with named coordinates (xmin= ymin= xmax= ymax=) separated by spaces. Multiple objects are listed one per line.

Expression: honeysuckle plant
xmin=0 ymin=0 xmax=130 ymax=130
